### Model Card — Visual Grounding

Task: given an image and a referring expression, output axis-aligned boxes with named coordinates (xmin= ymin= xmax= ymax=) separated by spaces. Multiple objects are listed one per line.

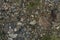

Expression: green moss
xmin=41 ymin=34 xmax=51 ymax=40
xmin=27 ymin=2 xmax=35 ymax=10
xmin=27 ymin=0 xmax=40 ymax=10
xmin=51 ymin=34 xmax=60 ymax=40
xmin=30 ymin=2 xmax=35 ymax=7
xmin=15 ymin=0 xmax=20 ymax=3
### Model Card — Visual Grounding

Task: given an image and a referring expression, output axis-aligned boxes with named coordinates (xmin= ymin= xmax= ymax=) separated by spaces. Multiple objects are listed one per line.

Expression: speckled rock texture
xmin=0 ymin=0 xmax=60 ymax=40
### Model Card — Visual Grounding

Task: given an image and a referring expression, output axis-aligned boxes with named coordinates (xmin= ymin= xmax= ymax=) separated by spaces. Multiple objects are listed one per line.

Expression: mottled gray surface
xmin=0 ymin=0 xmax=60 ymax=40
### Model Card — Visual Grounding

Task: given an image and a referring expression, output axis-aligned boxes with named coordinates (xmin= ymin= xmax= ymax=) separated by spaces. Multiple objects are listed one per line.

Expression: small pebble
xmin=30 ymin=20 xmax=36 ymax=25
xmin=56 ymin=26 xmax=60 ymax=29
xmin=14 ymin=28 xmax=17 ymax=32
xmin=9 ymin=34 xmax=18 ymax=38
xmin=31 ymin=15 xmax=34 ymax=17
xmin=17 ymin=22 xmax=22 ymax=25
xmin=8 ymin=38 xmax=13 ymax=40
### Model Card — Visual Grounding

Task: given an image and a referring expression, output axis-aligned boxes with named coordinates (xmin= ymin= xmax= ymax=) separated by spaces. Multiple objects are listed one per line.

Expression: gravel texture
xmin=0 ymin=0 xmax=60 ymax=40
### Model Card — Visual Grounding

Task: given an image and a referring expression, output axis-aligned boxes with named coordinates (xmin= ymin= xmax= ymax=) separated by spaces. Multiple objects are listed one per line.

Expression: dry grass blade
xmin=39 ymin=16 xmax=51 ymax=29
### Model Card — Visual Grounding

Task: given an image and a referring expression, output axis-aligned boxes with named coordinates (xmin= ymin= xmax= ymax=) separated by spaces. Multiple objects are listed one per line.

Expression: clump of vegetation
xmin=51 ymin=34 xmax=60 ymax=40
xmin=15 ymin=0 xmax=19 ymax=3
xmin=27 ymin=2 xmax=35 ymax=9
xmin=27 ymin=0 xmax=40 ymax=10
xmin=41 ymin=33 xmax=51 ymax=40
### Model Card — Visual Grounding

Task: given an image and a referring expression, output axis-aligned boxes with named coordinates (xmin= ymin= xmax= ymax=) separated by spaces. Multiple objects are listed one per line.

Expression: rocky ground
xmin=0 ymin=0 xmax=60 ymax=40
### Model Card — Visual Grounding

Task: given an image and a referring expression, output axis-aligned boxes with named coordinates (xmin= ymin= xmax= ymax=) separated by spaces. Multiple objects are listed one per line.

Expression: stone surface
xmin=0 ymin=0 xmax=60 ymax=40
